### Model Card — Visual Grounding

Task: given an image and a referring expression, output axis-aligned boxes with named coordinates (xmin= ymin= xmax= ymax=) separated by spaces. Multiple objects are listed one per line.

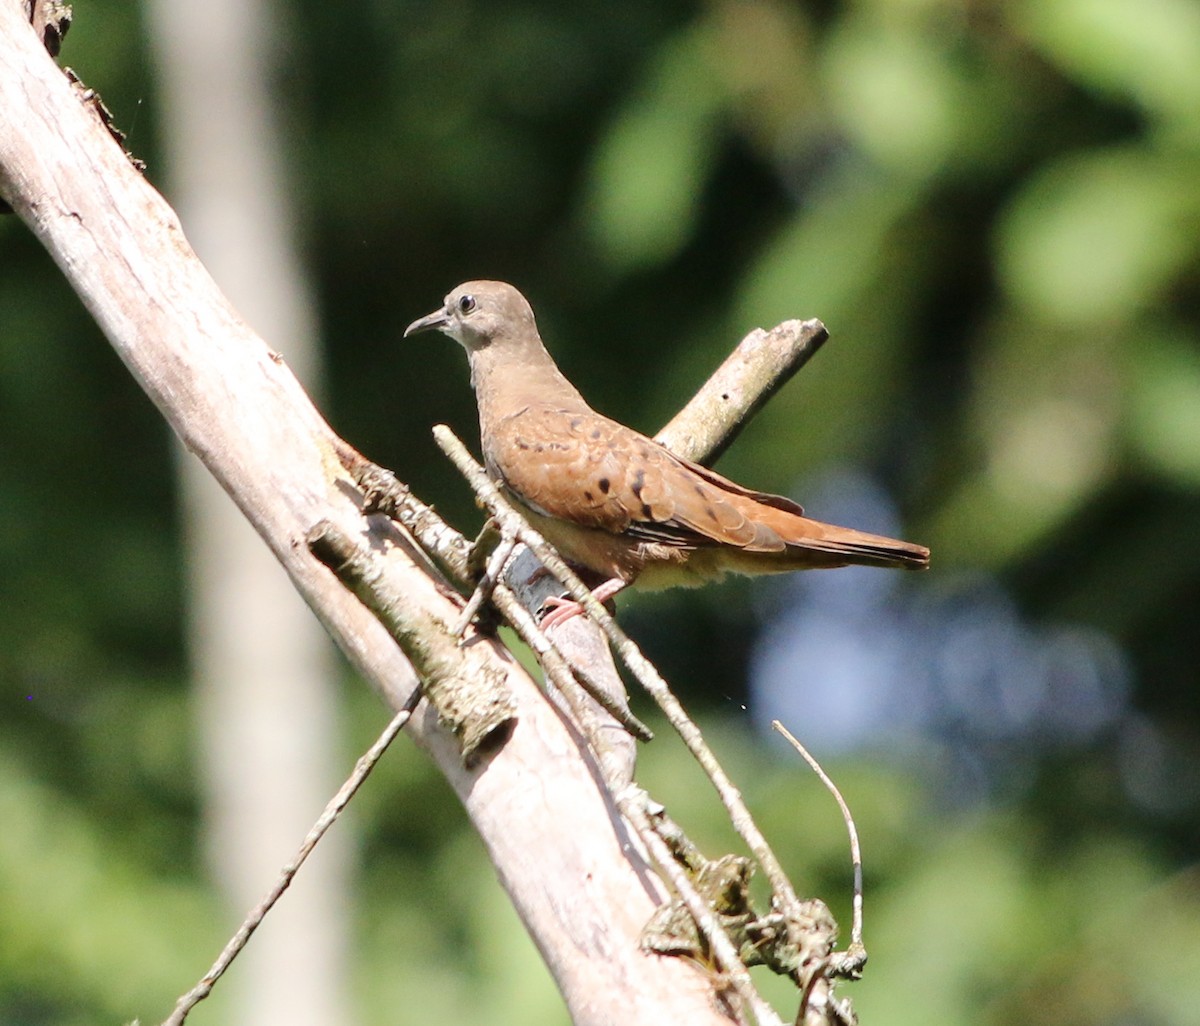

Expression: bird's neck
xmin=468 ymin=339 xmax=588 ymax=431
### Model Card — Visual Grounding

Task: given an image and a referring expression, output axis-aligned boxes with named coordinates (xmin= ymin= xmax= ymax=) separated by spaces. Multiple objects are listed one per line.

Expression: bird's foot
xmin=539 ymin=578 xmax=625 ymax=629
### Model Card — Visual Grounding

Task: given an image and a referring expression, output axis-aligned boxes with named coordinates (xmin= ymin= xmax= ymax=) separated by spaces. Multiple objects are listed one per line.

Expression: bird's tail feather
xmin=787 ymin=523 xmax=930 ymax=570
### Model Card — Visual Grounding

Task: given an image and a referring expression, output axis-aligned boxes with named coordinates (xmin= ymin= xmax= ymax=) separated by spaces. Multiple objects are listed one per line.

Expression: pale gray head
xmin=403 ymin=280 xmax=540 ymax=353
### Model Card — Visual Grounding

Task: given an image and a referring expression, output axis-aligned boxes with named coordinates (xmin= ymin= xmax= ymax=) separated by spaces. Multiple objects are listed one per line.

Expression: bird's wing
xmin=486 ymin=404 xmax=793 ymax=552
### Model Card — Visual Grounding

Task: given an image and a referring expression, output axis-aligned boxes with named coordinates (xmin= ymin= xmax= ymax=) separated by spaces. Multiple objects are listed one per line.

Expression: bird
xmin=405 ymin=281 xmax=929 ymax=627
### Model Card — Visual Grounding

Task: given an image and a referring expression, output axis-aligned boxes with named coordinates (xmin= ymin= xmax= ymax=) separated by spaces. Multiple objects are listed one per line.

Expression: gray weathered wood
xmin=0 ymin=6 xmax=729 ymax=1023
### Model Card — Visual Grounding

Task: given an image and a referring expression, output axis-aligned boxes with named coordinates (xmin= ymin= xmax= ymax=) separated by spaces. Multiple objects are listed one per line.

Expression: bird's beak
xmin=403 ymin=307 xmax=450 ymax=338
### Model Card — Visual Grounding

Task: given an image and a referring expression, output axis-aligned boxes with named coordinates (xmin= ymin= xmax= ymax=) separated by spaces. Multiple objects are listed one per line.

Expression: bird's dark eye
xmin=457 ymin=294 xmax=477 ymax=315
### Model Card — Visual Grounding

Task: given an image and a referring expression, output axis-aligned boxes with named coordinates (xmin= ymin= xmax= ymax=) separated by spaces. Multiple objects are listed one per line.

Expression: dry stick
xmin=434 ymin=426 xmax=805 ymax=922
xmin=772 ymin=722 xmax=866 ymax=964
xmin=452 ymin=533 xmax=517 ymax=637
xmin=620 ymin=791 xmax=783 ymax=1026
xmin=502 ymin=587 xmax=652 ymax=743
xmin=492 ymin=578 xmax=652 ymax=754
xmin=655 ymin=318 xmax=828 ymax=467
xmin=454 ymin=528 xmax=651 ymax=750
xmin=351 ymin=454 xmax=475 ymax=578
xmin=159 ymin=691 xmax=422 ymax=1026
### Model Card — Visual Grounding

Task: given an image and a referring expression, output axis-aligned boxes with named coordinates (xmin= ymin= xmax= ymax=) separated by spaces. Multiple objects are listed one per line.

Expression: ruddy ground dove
xmin=405 ymin=281 xmax=929 ymax=626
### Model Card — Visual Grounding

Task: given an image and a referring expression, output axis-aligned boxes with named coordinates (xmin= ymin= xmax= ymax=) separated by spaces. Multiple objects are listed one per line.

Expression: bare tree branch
xmin=0 ymin=8 xmax=732 ymax=1023
xmin=655 ymin=318 xmax=828 ymax=466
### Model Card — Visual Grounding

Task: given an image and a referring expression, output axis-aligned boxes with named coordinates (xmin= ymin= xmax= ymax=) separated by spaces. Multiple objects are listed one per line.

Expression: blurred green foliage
xmin=2 ymin=0 xmax=1199 ymax=1023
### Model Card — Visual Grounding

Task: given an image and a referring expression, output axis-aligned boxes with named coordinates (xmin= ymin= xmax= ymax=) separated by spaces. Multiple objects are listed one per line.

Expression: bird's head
xmin=404 ymin=280 xmax=539 ymax=354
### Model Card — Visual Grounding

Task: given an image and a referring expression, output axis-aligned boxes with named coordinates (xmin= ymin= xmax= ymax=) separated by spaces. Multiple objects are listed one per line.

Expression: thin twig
xmin=491 ymin=568 xmax=653 ymax=745
xmin=453 ymin=533 xmax=517 ymax=638
xmin=434 ymin=425 xmax=803 ymax=918
xmin=159 ymin=690 xmax=422 ymax=1026
xmin=772 ymin=721 xmax=864 ymax=951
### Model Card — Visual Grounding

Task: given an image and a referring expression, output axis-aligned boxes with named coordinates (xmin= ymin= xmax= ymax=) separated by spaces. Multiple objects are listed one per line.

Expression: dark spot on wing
xmin=591 ymin=427 xmax=602 ymax=439
xmin=641 ymin=503 xmax=653 ymax=519
xmin=570 ymin=416 xmax=583 ymax=430
xmin=584 ymin=490 xmax=594 ymax=501
xmin=598 ymin=477 xmax=611 ymax=494
xmin=703 ymin=505 xmax=718 ymax=522
xmin=631 ymin=468 xmax=646 ymax=498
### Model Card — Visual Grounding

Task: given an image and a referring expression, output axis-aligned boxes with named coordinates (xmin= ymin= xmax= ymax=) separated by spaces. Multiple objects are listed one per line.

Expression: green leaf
xmin=1014 ymin=0 xmax=1200 ymax=140
xmin=996 ymin=149 xmax=1200 ymax=324
xmin=1127 ymin=330 xmax=1200 ymax=487
xmin=582 ymin=27 xmax=726 ymax=271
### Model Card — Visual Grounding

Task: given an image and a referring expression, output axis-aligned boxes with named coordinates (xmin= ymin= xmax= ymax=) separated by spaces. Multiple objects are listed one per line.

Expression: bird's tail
xmin=794 ymin=522 xmax=930 ymax=570
xmin=755 ymin=504 xmax=930 ymax=571
xmin=677 ymin=455 xmax=930 ymax=571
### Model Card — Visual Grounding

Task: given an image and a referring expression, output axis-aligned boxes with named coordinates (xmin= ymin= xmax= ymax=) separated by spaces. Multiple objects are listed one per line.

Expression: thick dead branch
xmin=0 ymin=9 xmax=728 ymax=1023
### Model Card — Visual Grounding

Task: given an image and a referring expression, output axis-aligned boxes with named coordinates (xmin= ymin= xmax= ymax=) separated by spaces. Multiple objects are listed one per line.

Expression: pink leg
xmin=539 ymin=578 xmax=626 ymax=629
